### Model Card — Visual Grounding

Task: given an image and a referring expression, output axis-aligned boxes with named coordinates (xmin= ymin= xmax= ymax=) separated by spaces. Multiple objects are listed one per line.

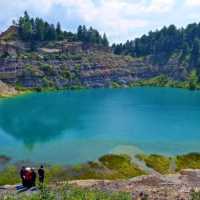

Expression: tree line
xmin=112 ymin=23 xmax=200 ymax=67
xmin=17 ymin=11 xmax=109 ymax=47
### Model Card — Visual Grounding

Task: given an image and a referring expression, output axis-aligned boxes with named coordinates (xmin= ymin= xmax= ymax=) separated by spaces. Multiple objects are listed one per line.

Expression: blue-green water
xmin=0 ymin=87 xmax=200 ymax=165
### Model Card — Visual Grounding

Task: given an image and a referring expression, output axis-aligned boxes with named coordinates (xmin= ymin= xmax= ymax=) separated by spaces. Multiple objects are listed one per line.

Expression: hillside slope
xmin=0 ymin=34 xmax=188 ymax=90
xmin=0 ymin=13 xmax=199 ymax=92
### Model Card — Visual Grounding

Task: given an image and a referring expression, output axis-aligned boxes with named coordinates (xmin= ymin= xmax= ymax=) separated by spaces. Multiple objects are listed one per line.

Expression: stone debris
xmin=1 ymin=169 xmax=200 ymax=199
xmin=70 ymin=170 xmax=200 ymax=200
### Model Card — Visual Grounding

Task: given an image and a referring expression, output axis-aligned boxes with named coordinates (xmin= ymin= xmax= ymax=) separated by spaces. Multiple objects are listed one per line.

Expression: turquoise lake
xmin=0 ymin=87 xmax=200 ymax=165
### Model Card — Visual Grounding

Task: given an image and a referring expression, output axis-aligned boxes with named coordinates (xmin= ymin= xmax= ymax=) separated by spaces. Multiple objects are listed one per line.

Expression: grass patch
xmin=137 ymin=154 xmax=171 ymax=174
xmin=0 ymin=154 xmax=145 ymax=186
xmin=4 ymin=184 xmax=132 ymax=200
xmin=176 ymin=153 xmax=200 ymax=171
xmin=0 ymin=166 xmax=20 ymax=186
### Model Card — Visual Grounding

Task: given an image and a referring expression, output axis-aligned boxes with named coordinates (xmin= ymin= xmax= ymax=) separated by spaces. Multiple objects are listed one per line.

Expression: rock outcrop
xmin=0 ymin=80 xmax=18 ymax=97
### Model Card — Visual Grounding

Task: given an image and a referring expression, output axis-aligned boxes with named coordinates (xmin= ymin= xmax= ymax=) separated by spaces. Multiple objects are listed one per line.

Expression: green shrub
xmin=0 ymin=166 xmax=20 ymax=185
xmin=62 ymin=69 xmax=71 ymax=79
xmin=137 ymin=154 xmax=171 ymax=174
xmin=176 ymin=153 xmax=200 ymax=171
xmin=112 ymin=82 xmax=121 ymax=88
xmin=0 ymin=154 xmax=145 ymax=186
xmin=191 ymin=190 xmax=200 ymax=200
xmin=99 ymin=154 xmax=145 ymax=178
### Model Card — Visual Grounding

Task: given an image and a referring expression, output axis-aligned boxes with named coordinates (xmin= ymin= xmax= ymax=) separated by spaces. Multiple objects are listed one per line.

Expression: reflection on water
xmin=0 ymin=92 xmax=85 ymax=146
xmin=0 ymin=88 xmax=200 ymax=164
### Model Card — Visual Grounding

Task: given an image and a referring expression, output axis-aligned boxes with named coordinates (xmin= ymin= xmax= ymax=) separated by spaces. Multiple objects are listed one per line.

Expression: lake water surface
xmin=0 ymin=87 xmax=200 ymax=165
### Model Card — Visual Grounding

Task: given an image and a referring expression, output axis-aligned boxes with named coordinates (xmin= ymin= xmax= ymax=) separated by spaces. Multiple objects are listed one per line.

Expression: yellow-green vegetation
xmin=66 ymin=154 xmax=145 ymax=180
xmin=130 ymin=72 xmax=200 ymax=90
xmin=136 ymin=154 xmax=171 ymax=174
xmin=0 ymin=166 xmax=20 ymax=185
xmin=191 ymin=190 xmax=200 ymax=200
xmin=0 ymin=154 xmax=145 ymax=186
xmin=130 ymin=75 xmax=186 ymax=89
xmin=112 ymin=82 xmax=121 ymax=88
xmin=99 ymin=154 xmax=145 ymax=178
xmin=4 ymin=184 xmax=132 ymax=200
xmin=176 ymin=153 xmax=200 ymax=171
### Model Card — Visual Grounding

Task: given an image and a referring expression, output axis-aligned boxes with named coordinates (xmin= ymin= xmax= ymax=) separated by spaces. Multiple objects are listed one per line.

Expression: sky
xmin=0 ymin=0 xmax=200 ymax=43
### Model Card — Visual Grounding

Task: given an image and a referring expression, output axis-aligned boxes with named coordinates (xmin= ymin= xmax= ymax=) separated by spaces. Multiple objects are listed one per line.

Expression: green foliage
xmin=18 ymin=11 xmax=67 ymax=42
xmin=62 ymin=69 xmax=71 ymax=79
xmin=0 ymin=154 xmax=145 ymax=186
xmin=112 ymin=82 xmax=121 ymax=88
xmin=17 ymin=11 xmax=109 ymax=47
xmin=176 ymin=153 xmax=200 ymax=171
xmin=191 ymin=190 xmax=200 ymax=200
xmin=137 ymin=154 xmax=171 ymax=174
xmin=39 ymin=63 xmax=56 ymax=76
xmin=77 ymin=25 xmax=109 ymax=47
xmin=0 ymin=166 xmax=20 ymax=185
xmin=187 ymin=70 xmax=199 ymax=90
xmin=130 ymin=75 xmax=174 ymax=88
xmin=129 ymin=75 xmax=200 ymax=90
xmin=99 ymin=154 xmax=145 ymax=178
xmin=5 ymin=184 xmax=132 ymax=200
xmin=42 ymin=77 xmax=54 ymax=88
xmin=112 ymin=23 xmax=200 ymax=66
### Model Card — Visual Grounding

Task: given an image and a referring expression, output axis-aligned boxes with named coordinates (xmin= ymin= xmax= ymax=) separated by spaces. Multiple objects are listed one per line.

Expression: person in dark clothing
xmin=24 ymin=168 xmax=33 ymax=188
xmin=20 ymin=166 xmax=26 ymax=186
xmin=31 ymin=168 xmax=36 ymax=187
xmin=38 ymin=165 xmax=45 ymax=183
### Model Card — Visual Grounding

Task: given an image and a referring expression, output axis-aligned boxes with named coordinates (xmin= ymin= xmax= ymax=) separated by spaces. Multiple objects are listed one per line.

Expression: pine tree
xmin=102 ymin=33 xmax=109 ymax=47
xmin=56 ymin=22 xmax=63 ymax=40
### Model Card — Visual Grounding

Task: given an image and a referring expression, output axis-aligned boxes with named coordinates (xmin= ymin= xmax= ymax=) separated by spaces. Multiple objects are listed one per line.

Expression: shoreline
xmin=0 ymin=81 xmax=199 ymax=100
xmin=1 ymin=153 xmax=200 ymax=185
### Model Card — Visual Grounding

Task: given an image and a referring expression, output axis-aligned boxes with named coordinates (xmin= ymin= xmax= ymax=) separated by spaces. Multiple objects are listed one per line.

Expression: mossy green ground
xmin=176 ymin=153 xmax=200 ymax=171
xmin=137 ymin=153 xmax=200 ymax=174
xmin=136 ymin=154 xmax=171 ymax=174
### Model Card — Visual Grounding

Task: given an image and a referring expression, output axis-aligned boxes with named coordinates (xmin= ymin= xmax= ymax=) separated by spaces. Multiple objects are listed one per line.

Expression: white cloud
xmin=185 ymin=0 xmax=200 ymax=6
xmin=0 ymin=0 xmax=176 ymax=42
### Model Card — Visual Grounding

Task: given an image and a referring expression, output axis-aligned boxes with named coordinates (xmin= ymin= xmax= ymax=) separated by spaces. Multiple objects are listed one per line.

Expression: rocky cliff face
xmin=0 ymin=38 xmax=189 ymax=90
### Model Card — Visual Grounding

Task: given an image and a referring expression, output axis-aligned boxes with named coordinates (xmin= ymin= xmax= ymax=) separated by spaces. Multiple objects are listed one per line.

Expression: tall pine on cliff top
xmin=17 ymin=11 xmax=109 ymax=47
